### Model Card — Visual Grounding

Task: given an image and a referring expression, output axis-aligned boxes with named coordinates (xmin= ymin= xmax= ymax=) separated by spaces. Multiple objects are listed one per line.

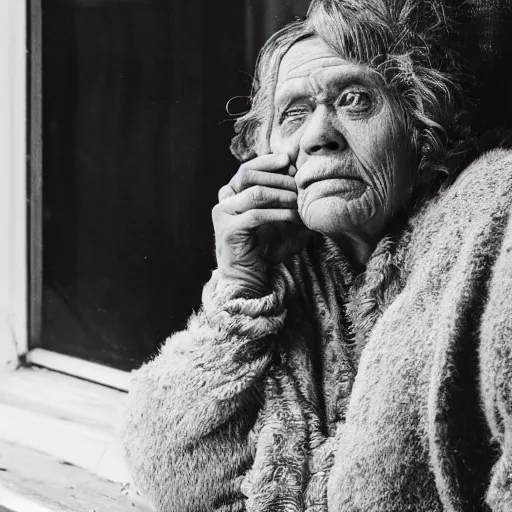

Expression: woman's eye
xmin=282 ymin=105 xmax=309 ymax=121
xmin=338 ymin=91 xmax=372 ymax=112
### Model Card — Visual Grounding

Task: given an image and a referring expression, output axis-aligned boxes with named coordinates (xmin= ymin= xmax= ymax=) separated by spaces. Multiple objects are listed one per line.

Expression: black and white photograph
xmin=1 ymin=1 xmax=512 ymax=511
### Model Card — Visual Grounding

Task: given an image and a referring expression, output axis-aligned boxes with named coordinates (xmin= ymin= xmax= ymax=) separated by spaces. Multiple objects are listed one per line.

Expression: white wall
xmin=0 ymin=0 xmax=27 ymax=367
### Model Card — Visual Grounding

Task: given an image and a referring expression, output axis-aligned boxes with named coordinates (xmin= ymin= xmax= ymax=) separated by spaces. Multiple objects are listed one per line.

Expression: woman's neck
xmin=330 ymin=232 xmax=376 ymax=273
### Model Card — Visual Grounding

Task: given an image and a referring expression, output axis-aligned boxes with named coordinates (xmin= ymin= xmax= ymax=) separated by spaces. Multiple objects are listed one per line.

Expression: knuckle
xmin=232 ymin=166 xmax=245 ymax=187
xmin=238 ymin=161 xmax=250 ymax=173
xmin=247 ymin=209 xmax=262 ymax=224
xmin=222 ymin=229 xmax=236 ymax=245
xmin=238 ymin=167 xmax=251 ymax=188
xmin=217 ymin=185 xmax=228 ymax=201
xmin=251 ymin=186 xmax=265 ymax=205
xmin=233 ymin=166 xmax=250 ymax=190
xmin=230 ymin=174 xmax=240 ymax=191
xmin=211 ymin=203 xmax=223 ymax=220
xmin=245 ymin=210 xmax=257 ymax=224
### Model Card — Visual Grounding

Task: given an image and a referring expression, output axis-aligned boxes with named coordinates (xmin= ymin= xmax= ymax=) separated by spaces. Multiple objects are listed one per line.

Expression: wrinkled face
xmin=269 ymin=36 xmax=416 ymax=245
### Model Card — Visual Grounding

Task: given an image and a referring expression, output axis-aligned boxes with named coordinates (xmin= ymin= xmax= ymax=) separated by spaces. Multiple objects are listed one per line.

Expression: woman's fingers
xmin=239 ymin=153 xmax=290 ymax=172
xmin=229 ymin=154 xmax=296 ymax=193
xmin=216 ymin=153 xmax=296 ymax=203
xmin=212 ymin=203 xmax=302 ymax=250
xmin=237 ymin=208 xmax=302 ymax=229
xmin=230 ymin=168 xmax=297 ymax=194
xmin=219 ymin=185 xmax=298 ymax=214
xmin=212 ymin=154 xmax=302 ymax=293
xmin=218 ymin=184 xmax=235 ymax=201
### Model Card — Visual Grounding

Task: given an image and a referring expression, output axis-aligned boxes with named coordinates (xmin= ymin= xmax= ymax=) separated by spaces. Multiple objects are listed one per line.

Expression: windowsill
xmin=0 ymin=440 xmax=132 ymax=512
xmin=26 ymin=348 xmax=132 ymax=392
xmin=0 ymin=365 xmax=135 ymax=511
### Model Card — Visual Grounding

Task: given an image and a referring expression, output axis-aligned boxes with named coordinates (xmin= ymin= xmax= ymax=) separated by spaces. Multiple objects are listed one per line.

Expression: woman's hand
xmin=213 ymin=154 xmax=310 ymax=295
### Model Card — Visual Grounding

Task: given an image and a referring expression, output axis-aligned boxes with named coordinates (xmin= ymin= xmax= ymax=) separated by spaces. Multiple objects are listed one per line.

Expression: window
xmin=30 ymin=0 xmax=311 ymax=373
xmin=34 ymin=0 xmax=250 ymax=372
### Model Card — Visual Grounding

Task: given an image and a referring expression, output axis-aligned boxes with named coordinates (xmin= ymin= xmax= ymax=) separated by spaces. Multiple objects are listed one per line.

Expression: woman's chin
xmin=299 ymin=195 xmax=372 ymax=236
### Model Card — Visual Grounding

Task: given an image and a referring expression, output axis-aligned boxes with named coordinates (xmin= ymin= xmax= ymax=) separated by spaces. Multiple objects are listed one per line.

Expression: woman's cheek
xmin=349 ymin=123 xmax=397 ymax=201
xmin=270 ymin=121 xmax=301 ymax=152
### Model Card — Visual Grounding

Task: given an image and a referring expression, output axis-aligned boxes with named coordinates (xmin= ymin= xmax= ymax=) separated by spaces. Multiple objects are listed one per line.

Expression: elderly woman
xmin=121 ymin=0 xmax=512 ymax=510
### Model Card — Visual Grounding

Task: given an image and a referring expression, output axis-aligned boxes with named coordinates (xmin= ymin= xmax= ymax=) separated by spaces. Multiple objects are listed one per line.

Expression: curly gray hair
xmin=231 ymin=0 xmax=469 ymax=185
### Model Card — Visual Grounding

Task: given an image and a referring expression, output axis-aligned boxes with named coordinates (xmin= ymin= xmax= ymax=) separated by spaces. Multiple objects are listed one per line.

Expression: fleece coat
xmin=121 ymin=148 xmax=512 ymax=512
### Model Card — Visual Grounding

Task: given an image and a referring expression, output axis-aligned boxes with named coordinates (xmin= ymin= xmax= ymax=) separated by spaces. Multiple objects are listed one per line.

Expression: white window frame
xmin=0 ymin=0 xmax=132 ymax=392
xmin=0 ymin=0 xmax=28 ymax=369
xmin=0 ymin=4 xmax=133 ymax=508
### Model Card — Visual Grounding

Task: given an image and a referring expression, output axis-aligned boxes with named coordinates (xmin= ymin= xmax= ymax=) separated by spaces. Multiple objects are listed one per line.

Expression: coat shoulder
xmin=414 ymin=148 xmax=512 ymax=237
xmin=448 ymin=148 xmax=512 ymax=205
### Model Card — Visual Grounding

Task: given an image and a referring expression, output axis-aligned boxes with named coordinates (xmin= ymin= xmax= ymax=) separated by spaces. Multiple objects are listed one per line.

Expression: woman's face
xmin=269 ymin=36 xmax=416 ymax=246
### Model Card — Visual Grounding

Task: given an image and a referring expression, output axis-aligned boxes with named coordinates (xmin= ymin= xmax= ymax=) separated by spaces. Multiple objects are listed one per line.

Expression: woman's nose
xmin=299 ymin=106 xmax=347 ymax=156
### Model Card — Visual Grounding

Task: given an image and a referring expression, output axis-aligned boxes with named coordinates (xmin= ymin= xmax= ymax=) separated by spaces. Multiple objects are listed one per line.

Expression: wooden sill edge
xmin=0 ymin=366 xmax=132 ymax=484
xmin=26 ymin=348 xmax=133 ymax=392
xmin=0 ymin=438 xmax=134 ymax=512
xmin=0 ymin=485 xmax=58 ymax=512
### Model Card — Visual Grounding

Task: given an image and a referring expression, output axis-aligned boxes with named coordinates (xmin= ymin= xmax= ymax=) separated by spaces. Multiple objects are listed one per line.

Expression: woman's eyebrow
xmin=274 ymin=81 xmax=310 ymax=109
xmin=275 ymin=71 xmax=373 ymax=105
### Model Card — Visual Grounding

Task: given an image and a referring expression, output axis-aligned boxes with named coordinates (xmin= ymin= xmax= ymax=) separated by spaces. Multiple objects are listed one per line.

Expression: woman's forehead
xmin=277 ymin=36 xmax=351 ymax=85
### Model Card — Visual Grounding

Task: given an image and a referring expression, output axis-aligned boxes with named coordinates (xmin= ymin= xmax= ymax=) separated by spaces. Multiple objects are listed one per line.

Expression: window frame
xmin=0 ymin=0 xmax=28 ymax=368
xmin=0 ymin=0 xmax=132 ymax=390
xmin=0 ymin=4 xmax=131 ymax=509
xmin=28 ymin=0 xmax=42 ymax=355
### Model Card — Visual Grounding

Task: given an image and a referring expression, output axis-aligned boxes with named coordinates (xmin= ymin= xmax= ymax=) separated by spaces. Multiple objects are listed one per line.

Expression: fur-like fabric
xmin=121 ymin=149 xmax=512 ymax=511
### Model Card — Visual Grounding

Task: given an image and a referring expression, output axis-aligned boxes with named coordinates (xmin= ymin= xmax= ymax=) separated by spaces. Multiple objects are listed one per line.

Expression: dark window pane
xmin=40 ymin=0 xmax=310 ymax=370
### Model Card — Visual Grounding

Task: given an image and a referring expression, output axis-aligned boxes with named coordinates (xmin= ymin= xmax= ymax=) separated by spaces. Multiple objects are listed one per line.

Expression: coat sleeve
xmin=120 ymin=269 xmax=290 ymax=512
xmin=480 ymin=213 xmax=512 ymax=511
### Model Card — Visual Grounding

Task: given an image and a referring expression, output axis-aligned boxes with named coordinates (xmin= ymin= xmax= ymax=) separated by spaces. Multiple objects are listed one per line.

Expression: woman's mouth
xmin=299 ymin=174 xmax=365 ymax=191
